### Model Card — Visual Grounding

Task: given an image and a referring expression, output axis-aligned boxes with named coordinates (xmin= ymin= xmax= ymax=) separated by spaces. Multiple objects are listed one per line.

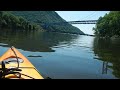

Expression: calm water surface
xmin=0 ymin=30 xmax=119 ymax=79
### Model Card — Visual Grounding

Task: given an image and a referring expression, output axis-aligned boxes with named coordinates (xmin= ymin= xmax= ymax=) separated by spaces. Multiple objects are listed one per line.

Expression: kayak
xmin=0 ymin=46 xmax=44 ymax=79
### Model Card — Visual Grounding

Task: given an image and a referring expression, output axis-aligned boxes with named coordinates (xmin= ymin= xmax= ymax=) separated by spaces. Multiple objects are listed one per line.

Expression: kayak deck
xmin=0 ymin=47 xmax=44 ymax=79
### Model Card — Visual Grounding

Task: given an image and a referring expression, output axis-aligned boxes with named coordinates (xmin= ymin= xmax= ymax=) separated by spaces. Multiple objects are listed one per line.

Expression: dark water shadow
xmin=0 ymin=29 xmax=79 ymax=52
xmin=93 ymin=37 xmax=120 ymax=78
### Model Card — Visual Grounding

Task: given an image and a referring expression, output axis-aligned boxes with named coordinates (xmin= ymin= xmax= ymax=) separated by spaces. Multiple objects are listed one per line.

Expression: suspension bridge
xmin=68 ymin=20 xmax=98 ymax=24
xmin=34 ymin=20 xmax=97 ymax=36
xmin=36 ymin=20 xmax=98 ymax=26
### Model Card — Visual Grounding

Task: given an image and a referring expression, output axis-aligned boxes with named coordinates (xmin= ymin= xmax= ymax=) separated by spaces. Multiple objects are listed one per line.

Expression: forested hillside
xmin=11 ymin=11 xmax=84 ymax=34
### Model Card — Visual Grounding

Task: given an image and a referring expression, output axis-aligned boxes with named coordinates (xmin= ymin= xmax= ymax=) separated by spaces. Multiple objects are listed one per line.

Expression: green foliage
xmin=11 ymin=11 xmax=84 ymax=34
xmin=0 ymin=11 xmax=84 ymax=34
xmin=93 ymin=11 xmax=120 ymax=37
xmin=0 ymin=11 xmax=43 ymax=31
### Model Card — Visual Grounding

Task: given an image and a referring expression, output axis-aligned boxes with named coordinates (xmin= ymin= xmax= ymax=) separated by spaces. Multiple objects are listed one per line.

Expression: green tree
xmin=0 ymin=11 xmax=41 ymax=31
xmin=93 ymin=11 xmax=120 ymax=37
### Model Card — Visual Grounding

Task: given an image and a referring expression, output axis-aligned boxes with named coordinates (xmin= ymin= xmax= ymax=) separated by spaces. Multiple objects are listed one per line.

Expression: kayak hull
xmin=0 ymin=47 xmax=44 ymax=79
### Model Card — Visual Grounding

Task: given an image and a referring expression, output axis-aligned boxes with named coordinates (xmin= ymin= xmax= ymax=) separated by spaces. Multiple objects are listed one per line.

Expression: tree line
xmin=0 ymin=11 xmax=41 ymax=31
xmin=93 ymin=11 xmax=120 ymax=37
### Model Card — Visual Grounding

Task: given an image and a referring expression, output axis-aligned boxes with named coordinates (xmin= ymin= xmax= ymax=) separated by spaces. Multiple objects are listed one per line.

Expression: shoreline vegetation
xmin=0 ymin=11 xmax=85 ymax=35
xmin=93 ymin=11 xmax=120 ymax=39
xmin=0 ymin=11 xmax=42 ymax=31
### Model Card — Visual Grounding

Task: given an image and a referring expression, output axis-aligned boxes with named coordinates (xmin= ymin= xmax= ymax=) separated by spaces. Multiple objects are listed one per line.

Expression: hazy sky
xmin=56 ymin=11 xmax=110 ymax=35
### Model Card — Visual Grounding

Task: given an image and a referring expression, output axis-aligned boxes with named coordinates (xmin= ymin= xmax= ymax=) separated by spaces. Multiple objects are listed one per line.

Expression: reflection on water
xmin=0 ymin=30 xmax=78 ymax=52
xmin=0 ymin=30 xmax=120 ymax=79
xmin=93 ymin=37 xmax=120 ymax=78
xmin=102 ymin=61 xmax=109 ymax=74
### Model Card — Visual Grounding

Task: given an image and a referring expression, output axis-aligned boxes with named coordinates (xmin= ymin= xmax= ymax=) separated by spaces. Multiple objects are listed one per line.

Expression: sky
xmin=56 ymin=11 xmax=110 ymax=35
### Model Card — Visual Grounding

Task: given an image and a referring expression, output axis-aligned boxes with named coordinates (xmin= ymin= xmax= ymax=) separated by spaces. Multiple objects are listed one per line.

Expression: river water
xmin=0 ymin=30 xmax=120 ymax=79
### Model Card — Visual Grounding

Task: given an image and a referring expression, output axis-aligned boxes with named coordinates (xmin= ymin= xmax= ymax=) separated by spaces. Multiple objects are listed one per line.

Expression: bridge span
xmin=36 ymin=20 xmax=98 ymax=25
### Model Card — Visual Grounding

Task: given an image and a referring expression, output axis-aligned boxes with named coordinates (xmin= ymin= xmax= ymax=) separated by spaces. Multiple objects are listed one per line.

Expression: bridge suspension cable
xmin=79 ymin=11 xmax=97 ymax=20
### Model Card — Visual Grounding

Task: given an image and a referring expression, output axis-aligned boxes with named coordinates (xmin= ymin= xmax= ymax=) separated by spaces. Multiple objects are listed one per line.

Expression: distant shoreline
xmin=0 ymin=28 xmax=96 ymax=37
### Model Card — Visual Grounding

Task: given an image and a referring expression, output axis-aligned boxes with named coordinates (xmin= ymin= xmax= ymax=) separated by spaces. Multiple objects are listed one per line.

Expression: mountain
xmin=10 ymin=11 xmax=84 ymax=34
